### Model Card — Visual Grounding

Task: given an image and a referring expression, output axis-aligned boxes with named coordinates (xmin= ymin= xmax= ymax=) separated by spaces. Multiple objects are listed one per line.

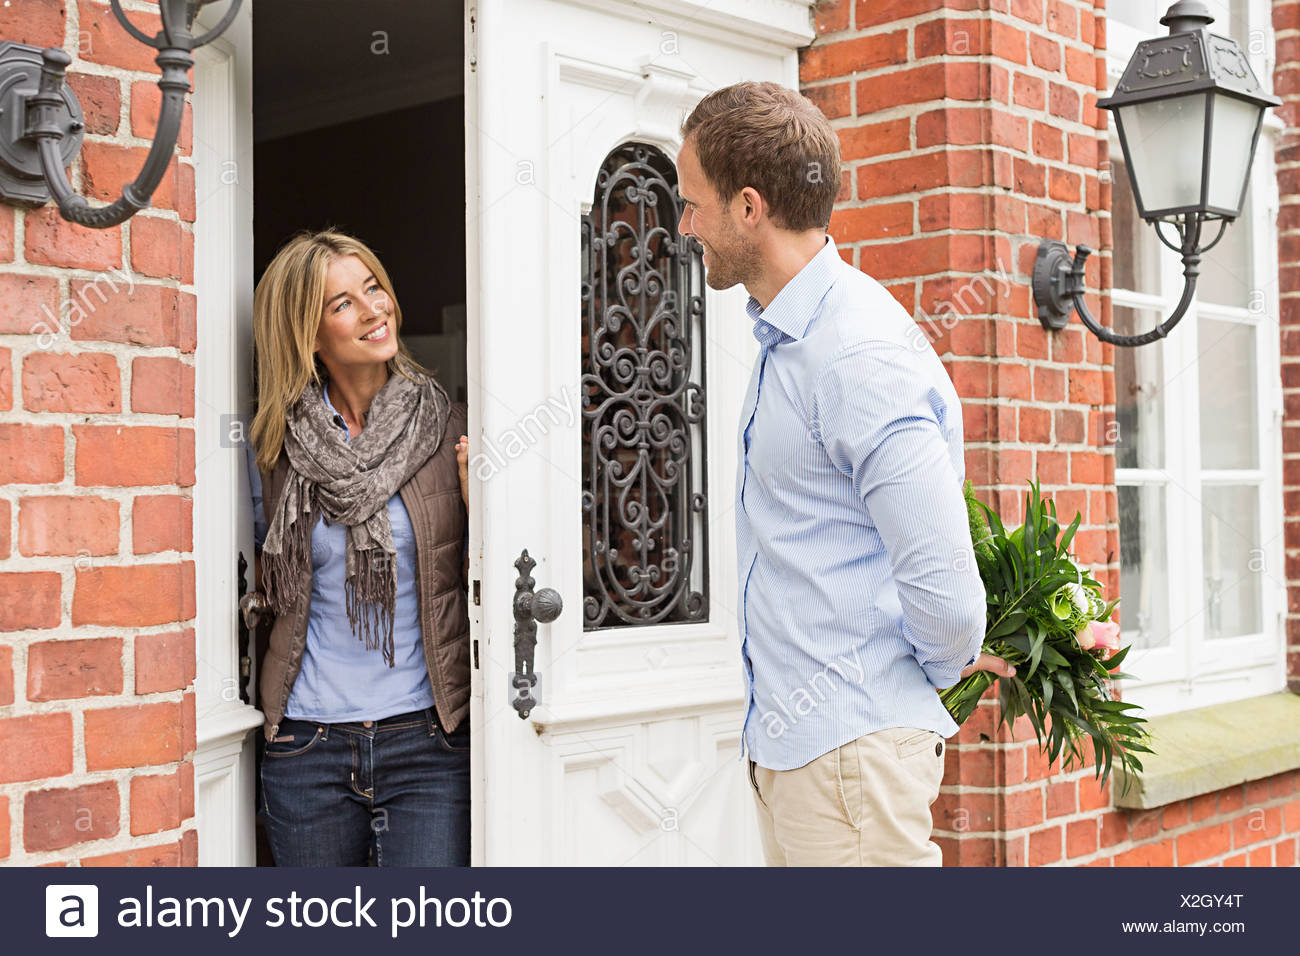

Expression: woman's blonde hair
xmin=250 ymin=228 xmax=429 ymax=473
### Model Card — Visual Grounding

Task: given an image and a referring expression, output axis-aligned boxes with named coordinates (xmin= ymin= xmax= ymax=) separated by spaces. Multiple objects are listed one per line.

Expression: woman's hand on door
xmin=455 ymin=435 xmax=469 ymax=509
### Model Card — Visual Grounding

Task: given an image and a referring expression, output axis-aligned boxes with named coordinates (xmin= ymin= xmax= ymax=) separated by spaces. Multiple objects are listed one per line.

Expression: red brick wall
xmin=0 ymin=0 xmax=197 ymax=865
xmin=1277 ymin=1 xmax=1300 ymax=697
xmin=802 ymin=0 xmax=1300 ymax=866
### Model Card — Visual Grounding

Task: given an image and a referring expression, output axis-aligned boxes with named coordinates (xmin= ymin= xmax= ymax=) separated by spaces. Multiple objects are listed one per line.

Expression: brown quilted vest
xmin=256 ymin=401 xmax=471 ymax=742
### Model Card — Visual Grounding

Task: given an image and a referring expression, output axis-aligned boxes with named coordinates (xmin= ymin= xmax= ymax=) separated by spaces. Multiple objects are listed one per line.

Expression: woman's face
xmin=313 ymin=254 xmax=399 ymax=372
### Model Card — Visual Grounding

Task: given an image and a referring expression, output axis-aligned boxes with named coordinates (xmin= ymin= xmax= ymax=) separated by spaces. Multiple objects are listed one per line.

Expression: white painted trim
xmin=192 ymin=0 xmax=259 ymax=867
xmin=562 ymin=0 xmax=815 ymax=51
xmin=196 ymin=701 xmax=265 ymax=749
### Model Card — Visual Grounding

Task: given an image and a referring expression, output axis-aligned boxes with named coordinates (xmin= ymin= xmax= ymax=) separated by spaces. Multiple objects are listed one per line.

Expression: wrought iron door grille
xmin=580 ymin=143 xmax=708 ymax=630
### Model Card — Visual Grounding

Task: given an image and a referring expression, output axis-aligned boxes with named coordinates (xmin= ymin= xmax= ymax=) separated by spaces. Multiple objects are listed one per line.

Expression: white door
xmin=191 ymin=0 xmax=262 ymax=865
xmin=466 ymin=0 xmax=814 ymax=865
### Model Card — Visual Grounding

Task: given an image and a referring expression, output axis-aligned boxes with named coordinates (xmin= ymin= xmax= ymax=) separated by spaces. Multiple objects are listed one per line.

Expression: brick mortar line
xmin=836 ymin=141 xmax=1106 ymax=173
xmin=0 ymin=409 xmax=197 ymax=424
xmin=10 ymin=825 xmax=194 ymax=867
xmin=82 ymin=127 xmax=197 ymax=165
xmin=806 ymin=48 xmax=1110 ymax=95
xmin=0 ymin=760 xmax=190 ymax=799
xmin=0 ymin=626 xmax=198 ymax=655
xmin=853 ymin=228 xmax=1102 ymax=248
xmin=811 ymin=9 xmax=1105 ymax=55
xmin=845 ymin=146 xmax=1109 ymax=194
xmin=3 ymin=566 xmax=196 ymax=594
xmin=1 ymin=553 xmax=195 ymax=573
xmin=0 ymin=685 xmax=188 ymax=714
xmin=0 ymin=619 xmax=199 ymax=645
xmin=0 ymin=483 xmax=192 ymax=496
xmin=0 ymin=344 xmax=194 ymax=366
xmin=0 ymin=265 xmax=180 ymax=286
xmin=833 ymin=95 xmax=1103 ymax=136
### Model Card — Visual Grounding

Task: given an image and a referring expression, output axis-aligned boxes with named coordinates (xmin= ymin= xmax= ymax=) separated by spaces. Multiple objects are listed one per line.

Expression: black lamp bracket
xmin=1032 ymin=212 xmax=1229 ymax=348
xmin=0 ymin=0 xmax=242 ymax=227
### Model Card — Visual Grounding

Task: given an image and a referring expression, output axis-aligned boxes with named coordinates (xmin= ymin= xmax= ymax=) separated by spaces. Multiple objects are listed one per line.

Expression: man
xmin=676 ymin=82 xmax=1015 ymax=866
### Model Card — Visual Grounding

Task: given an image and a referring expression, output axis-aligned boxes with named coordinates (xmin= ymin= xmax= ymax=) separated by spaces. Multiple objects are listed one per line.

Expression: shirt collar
xmin=320 ymin=380 xmax=351 ymax=442
xmin=746 ymin=235 xmax=841 ymax=346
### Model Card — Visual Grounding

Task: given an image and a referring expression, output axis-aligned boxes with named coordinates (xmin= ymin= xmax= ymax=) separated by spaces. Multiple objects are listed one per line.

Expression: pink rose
xmin=1076 ymin=619 xmax=1120 ymax=652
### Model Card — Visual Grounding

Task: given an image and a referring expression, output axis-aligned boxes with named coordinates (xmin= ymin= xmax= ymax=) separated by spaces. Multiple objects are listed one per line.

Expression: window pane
xmin=1206 ymin=95 xmax=1262 ymax=214
xmin=1118 ymin=484 xmax=1170 ymax=650
xmin=1201 ymin=484 xmax=1263 ymax=639
xmin=1117 ymin=94 xmax=1207 ymax=214
xmin=1198 ymin=184 xmax=1254 ymax=308
xmin=1111 ymin=159 xmax=1161 ymax=294
xmin=1114 ymin=305 xmax=1165 ymax=469
xmin=1197 ymin=317 xmax=1258 ymax=469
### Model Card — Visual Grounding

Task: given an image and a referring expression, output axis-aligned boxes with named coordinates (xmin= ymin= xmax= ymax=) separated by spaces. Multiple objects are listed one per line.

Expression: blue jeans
xmin=258 ymin=707 xmax=470 ymax=867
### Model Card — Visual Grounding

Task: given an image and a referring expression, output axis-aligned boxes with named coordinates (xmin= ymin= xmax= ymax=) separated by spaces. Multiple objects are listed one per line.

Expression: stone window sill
xmin=1113 ymin=690 xmax=1300 ymax=810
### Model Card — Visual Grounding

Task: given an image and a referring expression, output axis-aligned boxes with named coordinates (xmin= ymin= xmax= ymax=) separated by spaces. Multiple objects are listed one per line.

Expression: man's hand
xmin=960 ymin=653 xmax=1016 ymax=680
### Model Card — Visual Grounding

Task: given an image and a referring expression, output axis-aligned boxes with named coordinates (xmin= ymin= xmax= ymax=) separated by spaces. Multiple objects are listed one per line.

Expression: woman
xmin=245 ymin=228 xmax=471 ymax=866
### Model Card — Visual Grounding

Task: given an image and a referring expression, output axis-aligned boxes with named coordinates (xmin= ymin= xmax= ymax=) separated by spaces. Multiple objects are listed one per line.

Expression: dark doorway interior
xmin=252 ymin=0 xmax=466 ymax=401
xmin=249 ymin=0 xmax=466 ymax=866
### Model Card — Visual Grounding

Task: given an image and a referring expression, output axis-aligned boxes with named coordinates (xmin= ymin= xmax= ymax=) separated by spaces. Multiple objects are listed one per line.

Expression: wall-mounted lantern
xmin=1033 ymin=0 xmax=1279 ymax=347
xmin=0 ymin=0 xmax=242 ymax=228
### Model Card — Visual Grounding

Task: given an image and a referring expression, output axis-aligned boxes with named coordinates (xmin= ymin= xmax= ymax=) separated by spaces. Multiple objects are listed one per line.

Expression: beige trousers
xmin=748 ymin=727 xmax=946 ymax=866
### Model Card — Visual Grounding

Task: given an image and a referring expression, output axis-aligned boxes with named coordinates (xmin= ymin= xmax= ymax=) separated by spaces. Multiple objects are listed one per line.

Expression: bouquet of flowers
xmin=939 ymin=479 xmax=1153 ymax=794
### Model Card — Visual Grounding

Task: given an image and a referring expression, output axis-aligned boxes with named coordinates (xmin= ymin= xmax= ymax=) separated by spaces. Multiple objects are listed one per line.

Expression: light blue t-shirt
xmin=247 ymin=382 xmax=436 ymax=723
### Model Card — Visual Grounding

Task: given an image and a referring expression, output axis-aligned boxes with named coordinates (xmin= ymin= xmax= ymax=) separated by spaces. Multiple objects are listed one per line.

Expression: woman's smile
xmin=359 ymin=321 xmax=390 ymax=343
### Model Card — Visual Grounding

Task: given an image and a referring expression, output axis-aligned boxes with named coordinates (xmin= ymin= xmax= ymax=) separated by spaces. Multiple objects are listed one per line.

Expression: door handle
xmin=511 ymin=548 xmax=561 ymax=719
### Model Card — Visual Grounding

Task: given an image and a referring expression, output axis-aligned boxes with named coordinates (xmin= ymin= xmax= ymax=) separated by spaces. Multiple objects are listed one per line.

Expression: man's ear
xmin=738 ymin=186 xmax=764 ymax=227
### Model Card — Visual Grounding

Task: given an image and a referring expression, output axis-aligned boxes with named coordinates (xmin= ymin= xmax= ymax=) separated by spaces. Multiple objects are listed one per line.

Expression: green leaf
xmin=1002 ymin=634 xmax=1034 ymax=657
xmin=1027 ymin=623 xmax=1046 ymax=679
xmin=1056 ymin=510 xmax=1082 ymax=554
xmin=1054 ymin=670 xmax=1080 ymax=714
xmin=1039 ymin=644 xmax=1070 ymax=669
xmin=1105 ymin=644 xmax=1133 ymax=670
xmin=987 ymin=611 xmax=1028 ymax=642
xmin=985 ymin=505 xmax=1007 ymax=540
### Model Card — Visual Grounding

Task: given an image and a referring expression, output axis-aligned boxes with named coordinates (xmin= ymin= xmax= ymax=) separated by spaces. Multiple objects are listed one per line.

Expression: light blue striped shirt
xmin=736 ymin=236 xmax=986 ymax=771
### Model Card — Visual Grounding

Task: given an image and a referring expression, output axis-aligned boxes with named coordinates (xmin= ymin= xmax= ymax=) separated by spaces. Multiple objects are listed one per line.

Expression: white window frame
xmin=1107 ymin=0 xmax=1287 ymax=716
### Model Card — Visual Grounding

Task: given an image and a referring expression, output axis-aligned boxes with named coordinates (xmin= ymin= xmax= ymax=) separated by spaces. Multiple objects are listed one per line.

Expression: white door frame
xmin=192 ymin=0 xmax=262 ymax=867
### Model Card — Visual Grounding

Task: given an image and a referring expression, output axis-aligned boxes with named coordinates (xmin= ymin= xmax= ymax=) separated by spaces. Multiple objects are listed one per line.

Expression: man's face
xmin=676 ymin=139 xmax=760 ymax=292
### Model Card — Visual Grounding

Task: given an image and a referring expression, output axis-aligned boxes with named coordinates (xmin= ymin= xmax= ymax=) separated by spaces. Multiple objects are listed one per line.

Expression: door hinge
xmin=473 ymin=639 xmax=480 ymax=670
xmin=467 ymin=7 xmax=477 ymax=73
xmin=473 ymin=579 xmax=481 ymax=605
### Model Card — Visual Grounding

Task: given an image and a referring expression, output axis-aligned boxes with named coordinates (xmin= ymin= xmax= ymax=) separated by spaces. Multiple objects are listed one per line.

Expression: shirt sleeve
xmin=813 ymin=342 xmax=986 ymax=690
xmin=245 ymin=442 xmax=268 ymax=555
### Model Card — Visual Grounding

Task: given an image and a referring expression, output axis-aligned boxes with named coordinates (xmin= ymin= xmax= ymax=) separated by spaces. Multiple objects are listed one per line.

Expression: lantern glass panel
xmin=1117 ymin=92 xmax=1207 ymax=215
xmin=1206 ymin=93 xmax=1262 ymax=213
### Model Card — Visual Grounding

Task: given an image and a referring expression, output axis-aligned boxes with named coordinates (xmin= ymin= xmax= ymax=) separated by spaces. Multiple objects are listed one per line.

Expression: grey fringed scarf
xmin=260 ymin=370 xmax=450 ymax=666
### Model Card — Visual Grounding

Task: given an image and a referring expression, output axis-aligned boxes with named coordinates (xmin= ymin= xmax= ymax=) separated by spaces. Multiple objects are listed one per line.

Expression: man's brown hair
xmin=681 ymin=81 xmax=840 ymax=231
